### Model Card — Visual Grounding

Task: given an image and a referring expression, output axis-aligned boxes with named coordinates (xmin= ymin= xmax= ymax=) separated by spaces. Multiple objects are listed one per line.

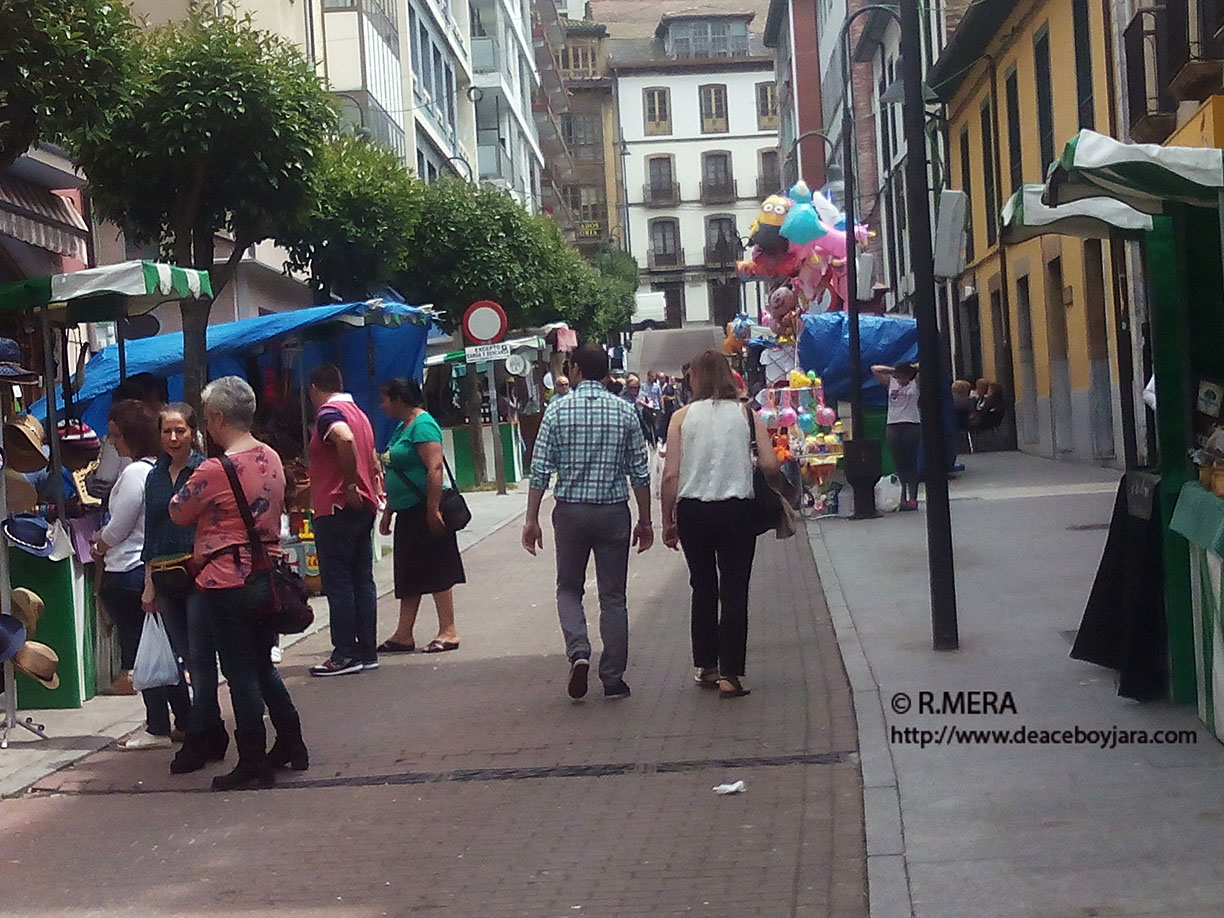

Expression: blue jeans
xmin=101 ymin=568 xmax=191 ymax=736
xmin=315 ymin=507 xmax=378 ymax=664
xmin=158 ymin=590 xmax=222 ymax=735
xmin=204 ymin=587 xmax=300 ymax=736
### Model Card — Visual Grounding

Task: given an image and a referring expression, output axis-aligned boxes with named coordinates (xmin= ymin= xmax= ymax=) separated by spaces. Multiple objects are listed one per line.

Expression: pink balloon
xmin=779 ymin=407 xmax=798 ymax=428
xmin=817 ymin=405 xmax=837 ymax=426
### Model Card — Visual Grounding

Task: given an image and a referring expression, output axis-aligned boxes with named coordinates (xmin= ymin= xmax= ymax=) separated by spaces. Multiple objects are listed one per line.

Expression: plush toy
xmin=722 ymin=322 xmax=744 ymax=355
xmin=766 ymin=284 xmax=801 ymax=338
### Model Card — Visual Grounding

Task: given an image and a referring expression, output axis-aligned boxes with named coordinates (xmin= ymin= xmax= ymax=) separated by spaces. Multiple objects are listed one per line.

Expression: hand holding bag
xmin=219 ymin=455 xmax=315 ymax=635
xmin=131 ymin=614 xmax=181 ymax=690
xmin=745 ymin=406 xmax=785 ymax=537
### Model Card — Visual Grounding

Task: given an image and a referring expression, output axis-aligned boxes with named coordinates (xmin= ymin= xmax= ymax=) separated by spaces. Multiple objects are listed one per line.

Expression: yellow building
xmin=930 ymin=0 xmax=1127 ymax=465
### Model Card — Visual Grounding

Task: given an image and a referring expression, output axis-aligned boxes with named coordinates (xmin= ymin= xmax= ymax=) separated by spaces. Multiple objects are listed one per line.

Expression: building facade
xmin=763 ymin=0 xmax=827 ymax=191
xmin=606 ymin=6 xmax=778 ymax=328
xmin=931 ymin=0 xmax=1128 ymax=466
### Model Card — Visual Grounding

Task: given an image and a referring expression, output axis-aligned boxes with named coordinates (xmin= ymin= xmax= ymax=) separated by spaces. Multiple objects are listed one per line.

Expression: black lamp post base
xmin=843 ymin=438 xmax=882 ymax=520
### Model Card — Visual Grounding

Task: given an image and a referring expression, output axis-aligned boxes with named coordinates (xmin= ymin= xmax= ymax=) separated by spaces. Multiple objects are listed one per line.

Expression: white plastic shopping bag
xmin=874 ymin=474 xmax=903 ymax=513
xmin=131 ymin=614 xmax=180 ymax=691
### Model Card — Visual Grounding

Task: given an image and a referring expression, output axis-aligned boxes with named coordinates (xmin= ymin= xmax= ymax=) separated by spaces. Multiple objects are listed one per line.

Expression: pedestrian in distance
xmin=169 ymin=376 xmax=308 ymax=790
xmin=522 ymin=342 xmax=654 ymax=701
xmin=661 ymin=350 xmax=784 ymax=699
xmin=873 ymin=361 xmax=922 ymax=511
xmin=141 ymin=402 xmax=229 ymax=774
xmin=94 ymin=399 xmax=192 ymax=749
xmin=305 ymin=363 xmax=383 ymax=677
xmin=552 ymin=374 xmax=571 ymax=400
xmin=376 ymin=377 xmax=465 ymax=655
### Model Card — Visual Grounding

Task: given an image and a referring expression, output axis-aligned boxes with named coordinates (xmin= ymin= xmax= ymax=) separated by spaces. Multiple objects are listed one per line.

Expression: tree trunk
xmin=462 ymin=368 xmax=488 ymax=485
xmin=180 ymin=297 xmax=211 ymax=413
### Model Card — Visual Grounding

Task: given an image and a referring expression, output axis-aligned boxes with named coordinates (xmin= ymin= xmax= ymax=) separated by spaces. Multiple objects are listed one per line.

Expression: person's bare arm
xmin=415 ymin=440 xmax=446 ymax=537
xmin=871 ymin=365 xmax=894 ymax=385
xmin=661 ymin=407 xmax=687 ymax=550
xmin=522 ymin=487 xmax=546 ymax=555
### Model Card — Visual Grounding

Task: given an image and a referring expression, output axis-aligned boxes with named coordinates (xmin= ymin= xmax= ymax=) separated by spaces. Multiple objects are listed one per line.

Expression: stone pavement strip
xmin=0 ymin=502 xmax=867 ymax=918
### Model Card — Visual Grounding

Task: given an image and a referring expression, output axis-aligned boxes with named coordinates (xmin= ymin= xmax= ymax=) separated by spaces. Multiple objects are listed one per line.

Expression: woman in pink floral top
xmin=169 ymin=376 xmax=306 ymax=791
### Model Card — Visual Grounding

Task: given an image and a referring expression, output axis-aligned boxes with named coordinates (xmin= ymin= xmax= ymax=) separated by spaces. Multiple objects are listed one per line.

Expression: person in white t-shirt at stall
xmin=872 ymin=361 xmax=922 ymax=512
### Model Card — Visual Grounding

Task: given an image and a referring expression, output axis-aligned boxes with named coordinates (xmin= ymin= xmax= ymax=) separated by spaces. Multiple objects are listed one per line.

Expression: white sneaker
xmin=119 ymin=731 xmax=173 ymax=750
xmin=270 ymin=645 xmax=283 ymax=664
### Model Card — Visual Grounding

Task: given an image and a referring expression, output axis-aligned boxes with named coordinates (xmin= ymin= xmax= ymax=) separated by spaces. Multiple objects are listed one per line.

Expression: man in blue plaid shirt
xmin=523 ymin=343 xmax=653 ymax=701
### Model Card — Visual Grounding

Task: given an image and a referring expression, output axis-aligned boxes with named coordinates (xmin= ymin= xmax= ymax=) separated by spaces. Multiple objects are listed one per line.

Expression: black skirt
xmin=393 ymin=504 xmax=466 ymax=598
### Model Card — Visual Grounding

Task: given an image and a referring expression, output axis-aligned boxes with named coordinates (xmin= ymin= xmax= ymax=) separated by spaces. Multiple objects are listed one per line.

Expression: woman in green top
xmin=377 ymin=378 xmax=466 ymax=654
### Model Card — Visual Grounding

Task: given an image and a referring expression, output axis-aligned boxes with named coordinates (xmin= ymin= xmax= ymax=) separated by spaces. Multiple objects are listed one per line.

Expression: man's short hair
xmin=573 ymin=343 xmax=608 ymax=382
xmin=309 ymin=363 xmax=344 ymax=393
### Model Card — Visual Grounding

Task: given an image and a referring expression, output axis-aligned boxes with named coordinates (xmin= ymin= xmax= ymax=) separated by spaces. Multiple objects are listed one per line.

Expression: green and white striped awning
xmin=1044 ymin=129 xmax=1224 ymax=214
xmin=0 ymin=260 xmax=213 ymax=319
xmin=1002 ymin=183 xmax=1153 ymax=245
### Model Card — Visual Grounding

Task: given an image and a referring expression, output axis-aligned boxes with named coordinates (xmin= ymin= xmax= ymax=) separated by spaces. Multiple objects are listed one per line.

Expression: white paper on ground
xmin=713 ymin=780 xmax=746 ymax=795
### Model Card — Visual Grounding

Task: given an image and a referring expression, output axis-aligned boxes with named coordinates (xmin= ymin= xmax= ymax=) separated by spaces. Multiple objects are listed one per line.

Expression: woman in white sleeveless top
xmin=660 ymin=350 xmax=782 ymax=698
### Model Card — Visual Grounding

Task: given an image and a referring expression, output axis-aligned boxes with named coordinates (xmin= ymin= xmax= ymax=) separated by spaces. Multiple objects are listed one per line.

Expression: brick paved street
xmin=0 ymin=506 xmax=866 ymax=917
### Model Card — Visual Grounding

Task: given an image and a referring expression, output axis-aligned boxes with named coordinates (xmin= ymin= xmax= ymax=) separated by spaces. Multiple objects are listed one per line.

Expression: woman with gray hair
xmin=170 ymin=376 xmax=307 ymax=790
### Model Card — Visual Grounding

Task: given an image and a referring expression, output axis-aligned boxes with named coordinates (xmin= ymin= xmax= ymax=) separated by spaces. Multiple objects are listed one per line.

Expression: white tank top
xmin=678 ymin=399 xmax=755 ymax=501
xmin=888 ymin=377 xmax=921 ymax=424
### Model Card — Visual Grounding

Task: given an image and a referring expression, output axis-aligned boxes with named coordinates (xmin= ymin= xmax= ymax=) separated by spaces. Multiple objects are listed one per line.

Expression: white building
xmin=405 ymin=0 xmax=479 ymax=181
xmin=609 ymin=9 xmax=778 ymax=328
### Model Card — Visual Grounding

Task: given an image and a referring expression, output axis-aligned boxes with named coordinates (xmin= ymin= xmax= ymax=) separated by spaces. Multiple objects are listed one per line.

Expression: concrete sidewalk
xmin=810 ymin=451 xmax=1224 ymax=917
xmin=0 ymin=483 xmax=534 ymax=797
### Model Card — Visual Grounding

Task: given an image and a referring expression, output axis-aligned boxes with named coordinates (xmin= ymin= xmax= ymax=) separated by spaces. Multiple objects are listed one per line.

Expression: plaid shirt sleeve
xmin=529 ymin=406 xmax=557 ymax=491
xmin=624 ymin=407 xmax=650 ymax=489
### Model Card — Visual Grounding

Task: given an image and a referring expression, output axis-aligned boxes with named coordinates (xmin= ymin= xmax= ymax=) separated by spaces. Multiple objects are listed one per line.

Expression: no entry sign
xmin=462 ymin=300 xmax=508 ymax=344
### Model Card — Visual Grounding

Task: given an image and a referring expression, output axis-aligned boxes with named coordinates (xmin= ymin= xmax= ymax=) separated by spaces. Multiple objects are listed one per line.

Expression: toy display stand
xmin=757 ymin=371 xmax=847 ymax=517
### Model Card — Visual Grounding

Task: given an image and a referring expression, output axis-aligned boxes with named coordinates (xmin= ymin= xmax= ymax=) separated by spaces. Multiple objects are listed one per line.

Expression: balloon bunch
xmin=738 ymin=181 xmax=873 ymax=321
xmin=759 ymin=371 xmax=846 ymax=491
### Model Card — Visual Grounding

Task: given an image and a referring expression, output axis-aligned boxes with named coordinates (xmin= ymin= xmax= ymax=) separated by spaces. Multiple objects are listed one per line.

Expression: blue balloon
xmin=780 ymin=202 xmax=822 ymax=245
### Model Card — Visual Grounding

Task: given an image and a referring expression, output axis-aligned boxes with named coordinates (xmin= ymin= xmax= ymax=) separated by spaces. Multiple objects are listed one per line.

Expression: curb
xmin=806 ymin=519 xmax=915 ymax=918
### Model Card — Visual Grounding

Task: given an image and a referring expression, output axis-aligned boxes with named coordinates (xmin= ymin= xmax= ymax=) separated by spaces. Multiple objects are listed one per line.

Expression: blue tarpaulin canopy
xmin=796 ymin=311 xmax=918 ymax=406
xmin=37 ymin=301 xmax=432 ymax=449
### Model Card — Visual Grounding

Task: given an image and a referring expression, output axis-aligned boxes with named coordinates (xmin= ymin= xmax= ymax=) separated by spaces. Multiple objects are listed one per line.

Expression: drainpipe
xmin=1101 ymin=0 xmax=1141 ymax=470
xmin=985 ymin=54 xmax=1019 ymax=449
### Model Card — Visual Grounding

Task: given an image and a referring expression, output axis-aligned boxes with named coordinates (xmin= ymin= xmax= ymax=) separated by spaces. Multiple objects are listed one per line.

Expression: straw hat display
xmin=10 ymin=588 xmax=43 ymax=639
xmin=13 ymin=640 xmax=59 ymax=690
xmin=4 ymin=469 xmax=37 ymax=515
xmin=4 ymin=415 xmax=48 ymax=474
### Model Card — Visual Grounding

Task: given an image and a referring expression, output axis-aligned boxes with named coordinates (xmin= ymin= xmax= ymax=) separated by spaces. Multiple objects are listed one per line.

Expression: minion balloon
xmin=747 ymin=193 xmax=793 ymax=257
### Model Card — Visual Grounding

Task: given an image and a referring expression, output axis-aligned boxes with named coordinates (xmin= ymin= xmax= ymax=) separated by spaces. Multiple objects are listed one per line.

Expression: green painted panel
xmin=9 ymin=551 xmax=82 ymax=709
xmin=861 ymin=405 xmax=895 ymax=477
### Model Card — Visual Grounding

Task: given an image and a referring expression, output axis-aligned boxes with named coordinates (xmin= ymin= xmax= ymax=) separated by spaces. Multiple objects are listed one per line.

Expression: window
xmin=560 ymin=41 xmax=597 ymax=77
xmin=433 ymin=46 xmax=445 ymax=102
xmin=756 ymin=82 xmax=779 ymax=130
xmin=700 ymin=84 xmax=729 ymax=133
xmin=643 ymin=87 xmax=672 ymax=135
xmin=980 ymin=98 xmax=997 ymax=247
xmin=892 ymin=173 xmax=907 ymax=277
xmin=470 ymin=4 xmax=486 ymax=37
xmin=646 ymin=155 xmax=676 ymax=204
xmin=878 ymin=70 xmax=892 ymax=162
xmin=759 ymin=149 xmax=780 ymax=194
xmin=702 ymin=152 xmax=732 ymax=188
xmin=1005 ymin=68 xmax=1023 ymax=193
xmin=419 ymin=25 xmax=432 ymax=92
xmin=666 ymin=19 xmax=749 ymax=59
xmin=1072 ymin=0 xmax=1094 ymax=128
xmin=409 ymin=8 xmax=420 ymax=77
xmin=960 ymin=126 xmax=974 ymax=263
xmin=561 ymin=113 xmax=601 ymax=160
xmin=649 ymin=219 xmax=681 ymax=267
xmin=1034 ymin=27 xmax=1055 ymax=173
xmin=706 ymin=215 xmax=737 ymax=247
xmin=562 ymin=185 xmax=606 ymax=226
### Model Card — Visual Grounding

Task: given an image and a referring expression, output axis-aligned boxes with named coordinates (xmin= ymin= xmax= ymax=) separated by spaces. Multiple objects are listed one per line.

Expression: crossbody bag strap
xmin=393 ymin=418 xmax=461 ymax=503
xmin=745 ymin=404 xmax=760 ymax=462
xmin=219 ymin=455 xmax=271 ymax=569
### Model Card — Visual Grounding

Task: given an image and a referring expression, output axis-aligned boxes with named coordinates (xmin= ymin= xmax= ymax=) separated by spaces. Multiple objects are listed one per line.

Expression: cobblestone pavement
xmin=0 ymin=506 xmax=866 ymax=917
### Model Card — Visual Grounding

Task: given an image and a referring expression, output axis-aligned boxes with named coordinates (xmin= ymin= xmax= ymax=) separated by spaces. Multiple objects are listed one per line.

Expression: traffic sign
xmin=462 ymin=300 xmax=508 ymax=344
xmin=465 ymin=342 xmax=511 ymax=363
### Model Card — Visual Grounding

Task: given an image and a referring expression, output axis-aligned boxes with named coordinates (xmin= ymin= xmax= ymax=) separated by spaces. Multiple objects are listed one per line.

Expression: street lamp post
xmin=447 ymin=155 xmax=474 ymax=182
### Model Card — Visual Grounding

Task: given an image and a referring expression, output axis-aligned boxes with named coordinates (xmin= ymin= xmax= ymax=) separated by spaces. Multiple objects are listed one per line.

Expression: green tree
xmin=67 ymin=7 xmax=335 ymax=406
xmin=0 ymin=0 xmax=135 ymax=170
xmin=279 ymin=134 xmax=426 ymax=302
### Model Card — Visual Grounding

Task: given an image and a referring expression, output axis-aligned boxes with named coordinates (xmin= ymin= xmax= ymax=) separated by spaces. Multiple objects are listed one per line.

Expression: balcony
xmin=472 ymin=36 xmax=500 ymax=74
xmin=1166 ymin=0 xmax=1224 ymax=101
xmin=700 ymin=179 xmax=738 ymax=205
xmin=1125 ymin=7 xmax=1178 ymax=143
xmin=757 ymin=175 xmax=783 ymax=199
xmin=478 ymin=143 xmax=519 ymax=189
xmin=647 ymin=249 xmax=685 ymax=270
xmin=704 ymin=241 xmax=744 ymax=266
xmin=642 ymin=182 xmax=680 ymax=206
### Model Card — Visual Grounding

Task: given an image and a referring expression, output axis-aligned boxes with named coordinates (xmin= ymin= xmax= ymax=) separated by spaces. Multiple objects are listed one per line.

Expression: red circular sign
xmin=462 ymin=300 xmax=508 ymax=344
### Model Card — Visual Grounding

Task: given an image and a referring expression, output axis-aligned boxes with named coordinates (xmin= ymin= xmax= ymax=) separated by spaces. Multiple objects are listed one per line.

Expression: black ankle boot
xmin=202 ymin=723 xmax=229 ymax=762
xmin=268 ymin=731 xmax=309 ymax=771
xmin=170 ymin=733 xmax=212 ymax=775
xmin=211 ymin=729 xmax=275 ymax=791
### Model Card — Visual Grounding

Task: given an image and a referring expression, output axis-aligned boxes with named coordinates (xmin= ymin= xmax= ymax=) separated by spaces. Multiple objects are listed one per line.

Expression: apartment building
xmin=763 ymin=0 xmax=828 ymax=191
xmin=599 ymin=2 xmax=777 ymax=328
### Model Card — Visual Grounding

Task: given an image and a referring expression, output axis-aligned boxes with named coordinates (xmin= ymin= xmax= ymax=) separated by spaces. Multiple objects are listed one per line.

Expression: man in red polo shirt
xmin=306 ymin=364 xmax=382 ymax=677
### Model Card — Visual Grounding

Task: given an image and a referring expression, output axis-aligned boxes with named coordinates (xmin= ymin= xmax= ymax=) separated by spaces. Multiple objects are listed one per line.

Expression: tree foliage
xmin=65 ymin=7 xmax=336 ymax=405
xmin=0 ymin=0 xmax=136 ymax=169
xmin=279 ymin=134 xmax=425 ymax=302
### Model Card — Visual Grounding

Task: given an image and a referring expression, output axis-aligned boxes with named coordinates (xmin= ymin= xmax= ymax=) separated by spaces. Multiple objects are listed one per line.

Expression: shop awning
xmin=1001 ymin=183 xmax=1153 ymax=245
xmin=1043 ymin=129 xmax=1224 ymax=214
xmin=0 ymin=173 xmax=89 ymax=261
xmin=0 ymin=260 xmax=213 ymax=320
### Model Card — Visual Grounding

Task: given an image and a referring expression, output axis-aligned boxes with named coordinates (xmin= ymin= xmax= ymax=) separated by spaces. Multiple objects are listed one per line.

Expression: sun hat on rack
xmin=0 ymin=614 xmax=27 ymax=664
xmin=4 ymin=415 xmax=49 ymax=473
xmin=0 ymin=338 xmax=39 ymax=384
xmin=10 ymin=588 xmax=44 ymax=639
xmin=4 ymin=468 xmax=37 ymax=515
xmin=13 ymin=640 xmax=59 ymax=689
xmin=3 ymin=513 xmax=54 ymax=557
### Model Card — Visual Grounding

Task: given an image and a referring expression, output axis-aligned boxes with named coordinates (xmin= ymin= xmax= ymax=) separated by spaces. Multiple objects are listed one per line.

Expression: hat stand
xmin=0 ymin=390 xmax=48 ymax=747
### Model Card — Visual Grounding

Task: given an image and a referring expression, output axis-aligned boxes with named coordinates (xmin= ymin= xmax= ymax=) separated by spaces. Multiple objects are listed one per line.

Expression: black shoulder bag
xmin=392 ymin=452 xmax=471 ymax=533
xmin=219 ymin=455 xmax=315 ymax=635
xmin=745 ymin=406 xmax=783 ymax=536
